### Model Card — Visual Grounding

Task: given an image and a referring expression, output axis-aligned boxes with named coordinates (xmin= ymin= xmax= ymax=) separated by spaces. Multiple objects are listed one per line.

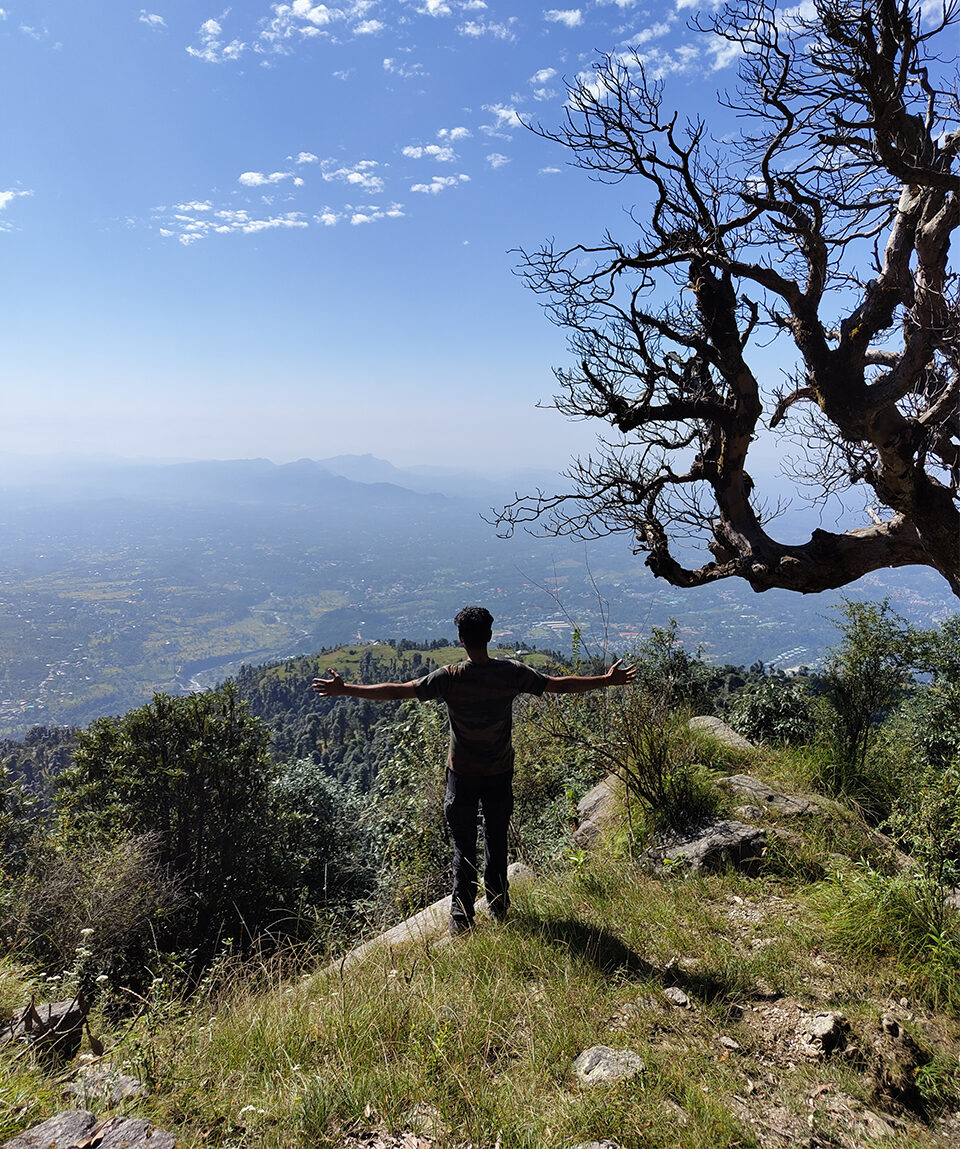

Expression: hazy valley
xmin=0 ymin=454 xmax=952 ymax=738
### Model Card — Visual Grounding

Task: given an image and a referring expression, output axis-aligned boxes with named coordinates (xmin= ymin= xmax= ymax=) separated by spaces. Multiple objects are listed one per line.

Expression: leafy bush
xmin=367 ymin=702 xmax=450 ymax=922
xmin=815 ymin=600 xmax=916 ymax=809
xmin=728 ymin=678 xmax=817 ymax=746
xmin=631 ymin=622 xmax=722 ymax=715
xmin=55 ymin=684 xmax=289 ymax=955
xmin=529 ymin=684 xmax=722 ymax=842
xmin=272 ymin=759 xmax=376 ymax=936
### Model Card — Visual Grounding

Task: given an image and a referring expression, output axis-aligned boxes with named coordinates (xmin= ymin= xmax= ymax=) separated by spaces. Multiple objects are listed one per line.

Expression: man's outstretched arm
xmin=311 ymin=669 xmax=419 ymax=701
xmin=543 ymin=658 xmax=636 ymax=695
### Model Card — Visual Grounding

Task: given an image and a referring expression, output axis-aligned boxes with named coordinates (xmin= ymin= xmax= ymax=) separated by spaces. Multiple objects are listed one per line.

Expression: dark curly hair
xmin=454 ymin=605 xmax=493 ymax=647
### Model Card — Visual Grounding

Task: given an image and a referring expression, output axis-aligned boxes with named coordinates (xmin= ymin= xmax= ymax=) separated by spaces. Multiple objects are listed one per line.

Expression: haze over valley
xmin=0 ymin=454 xmax=951 ymax=739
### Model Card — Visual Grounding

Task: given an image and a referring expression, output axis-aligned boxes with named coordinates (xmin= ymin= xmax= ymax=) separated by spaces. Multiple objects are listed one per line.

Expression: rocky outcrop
xmin=688 ymin=716 xmax=756 ymax=753
xmin=2 ymin=1112 xmax=173 ymax=1149
xmin=572 ymin=777 xmax=619 ymax=848
xmin=331 ymin=862 xmax=536 ymax=971
xmin=1 ymin=997 xmax=89 ymax=1062
xmin=718 ymin=774 xmax=819 ymax=816
xmin=645 ymin=818 xmax=767 ymax=874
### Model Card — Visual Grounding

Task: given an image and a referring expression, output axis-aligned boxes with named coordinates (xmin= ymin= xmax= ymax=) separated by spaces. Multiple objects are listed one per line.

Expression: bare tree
xmin=498 ymin=0 xmax=960 ymax=597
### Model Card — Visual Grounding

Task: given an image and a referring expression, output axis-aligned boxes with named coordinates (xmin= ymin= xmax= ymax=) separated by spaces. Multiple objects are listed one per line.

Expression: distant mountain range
xmin=0 ymin=452 xmax=563 ymax=506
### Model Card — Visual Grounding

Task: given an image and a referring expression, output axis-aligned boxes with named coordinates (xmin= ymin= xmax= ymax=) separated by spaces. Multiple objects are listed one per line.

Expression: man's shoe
xmin=449 ymin=917 xmax=474 ymax=937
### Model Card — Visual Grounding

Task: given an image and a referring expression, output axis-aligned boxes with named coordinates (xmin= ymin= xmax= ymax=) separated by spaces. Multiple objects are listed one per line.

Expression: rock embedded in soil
xmin=718 ymin=774 xmax=819 ymax=816
xmin=2 ymin=1112 xmax=174 ymax=1149
xmin=688 ymin=716 xmax=756 ymax=752
xmin=573 ymin=1045 xmax=645 ymax=1085
xmin=646 ymin=818 xmax=767 ymax=874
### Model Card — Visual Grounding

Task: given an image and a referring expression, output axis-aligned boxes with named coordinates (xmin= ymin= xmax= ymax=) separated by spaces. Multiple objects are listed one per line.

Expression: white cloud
xmin=139 ymin=11 xmax=166 ymax=28
xmin=623 ymin=20 xmax=674 ymax=48
xmin=530 ymin=67 xmax=556 ymax=84
xmin=706 ymin=35 xmax=743 ymax=70
xmin=481 ymin=103 xmax=522 ymax=135
xmin=187 ymin=16 xmax=245 ymax=62
xmin=316 ymin=208 xmax=341 ymax=225
xmin=411 ymin=174 xmax=469 ymax=194
xmin=159 ymin=207 xmax=309 ymax=244
xmin=383 ymin=57 xmax=425 ymax=78
xmin=174 ymin=200 xmax=214 ymax=211
xmin=0 ymin=189 xmax=31 ymax=211
xmin=238 ymin=170 xmax=296 ymax=186
xmin=437 ymin=126 xmax=471 ymax=141
xmin=322 ymin=159 xmax=385 ymax=193
xmin=402 ymin=143 xmax=456 ymax=161
xmin=417 ymin=0 xmax=453 ymax=15
xmin=350 ymin=203 xmax=405 ymax=224
xmin=355 ymin=19 xmax=384 ymax=33
xmin=544 ymin=8 xmax=582 ymax=27
xmin=486 ymin=152 xmax=509 ymax=169
xmin=295 ymin=151 xmax=318 ymax=164
xmin=458 ymin=19 xmax=515 ymax=39
xmin=538 ymin=166 xmax=562 ymax=174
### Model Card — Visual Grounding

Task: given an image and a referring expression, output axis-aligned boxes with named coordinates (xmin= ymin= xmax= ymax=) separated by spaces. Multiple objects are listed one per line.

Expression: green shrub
xmin=55 ymin=684 xmax=290 ymax=956
xmin=728 ymin=678 xmax=817 ymax=746
xmin=817 ymin=599 xmax=916 ymax=802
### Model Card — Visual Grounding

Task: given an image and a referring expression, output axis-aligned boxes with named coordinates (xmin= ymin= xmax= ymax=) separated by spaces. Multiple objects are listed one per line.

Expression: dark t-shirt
xmin=413 ymin=658 xmax=550 ymax=776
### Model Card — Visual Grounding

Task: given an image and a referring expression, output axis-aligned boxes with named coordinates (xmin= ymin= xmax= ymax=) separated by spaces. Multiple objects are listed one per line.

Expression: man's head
xmin=454 ymin=605 xmax=493 ymax=648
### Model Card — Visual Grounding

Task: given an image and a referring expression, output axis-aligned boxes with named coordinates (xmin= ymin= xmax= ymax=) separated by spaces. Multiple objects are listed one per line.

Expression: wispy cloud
xmin=402 ymin=143 xmax=457 ymax=161
xmin=139 ymin=11 xmax=166 ymax=28
xmin=486 ymin=152 xmax=509 ymax=169
xmin=348 ymin=203 xmax=406 ymax=224
xmin=187 ymin=16 xmax=245 ymax=63
xmin=321 ymin=159 xmax=385 ymax=193
xmin=383 ymin=56 xmax=425 ymax=78
xmin=0 ymin=187 xmax=31 ymax=230
xmin=415 ymin=0 xmax=453 ymax=15
xmin=239 ymin=170 xmax=299 ymax=187
xmin=294 ymin=151 xmax=318 ymax=164
xmin=481 ymin=103 xmax=522 ymax=136
xmin=544 ymin=9 xmax=582 ymax=27
xmin=0 ymin=189 xmax=31 ymax=211
xmin=411 ymin=174 xmax=470 ymax=194
xmin=158 ymin=208 xmax=309 ymax=244
xmin=458 ymin=19 xmax=515 ymax=39
xmin=437 ymin=126 xmax=471 ymax=141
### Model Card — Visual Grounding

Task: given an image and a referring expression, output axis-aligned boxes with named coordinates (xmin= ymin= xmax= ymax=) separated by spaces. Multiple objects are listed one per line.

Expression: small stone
xmin=720 ymin=1035 xmax=741 ymax=1050
xmin=573 ymin=1045 xmax=645 ymax=1086
xmin=798 ymin=1011 xmax=847 ymax=1059
xmin=65 ymin=1069 xmax=145 ymax=1104
xmin=663 ymin=987 xmax=690 ymax=1008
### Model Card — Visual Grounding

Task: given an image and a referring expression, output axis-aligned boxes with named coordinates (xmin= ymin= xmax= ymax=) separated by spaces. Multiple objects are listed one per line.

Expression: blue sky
xmin=1 ymin=0 xmax=746 ymax=471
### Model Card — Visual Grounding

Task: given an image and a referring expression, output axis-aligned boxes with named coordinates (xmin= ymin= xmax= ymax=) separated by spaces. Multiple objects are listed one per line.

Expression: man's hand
xmin=312 ymin=669 xmax=347 ymax=697
xmin=606 ymin=658 xmax=637 ymax=687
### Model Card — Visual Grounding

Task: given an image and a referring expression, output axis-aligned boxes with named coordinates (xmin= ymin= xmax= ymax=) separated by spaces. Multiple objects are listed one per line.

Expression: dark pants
xmin=444 ymin=768 xmax=513 ymax=927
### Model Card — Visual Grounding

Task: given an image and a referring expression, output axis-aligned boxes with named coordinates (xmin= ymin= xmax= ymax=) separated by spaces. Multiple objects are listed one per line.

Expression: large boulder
xmin=646 ymin=818 xmax=767 ymax=874
xmin=688 ymin=716 xmax=755 ymax=753
xmin=718 ymin=774 xmax=819 ymax=817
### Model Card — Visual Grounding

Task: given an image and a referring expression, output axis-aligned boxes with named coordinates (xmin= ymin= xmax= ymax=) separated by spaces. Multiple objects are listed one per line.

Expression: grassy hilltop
xmin=2 ymin=607 xmax=960 ymax=1147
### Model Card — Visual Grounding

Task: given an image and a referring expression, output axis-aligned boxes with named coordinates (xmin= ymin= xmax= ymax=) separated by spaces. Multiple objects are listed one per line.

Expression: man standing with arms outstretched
xmin=312 ymin=606 xmax=635 ymax=935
